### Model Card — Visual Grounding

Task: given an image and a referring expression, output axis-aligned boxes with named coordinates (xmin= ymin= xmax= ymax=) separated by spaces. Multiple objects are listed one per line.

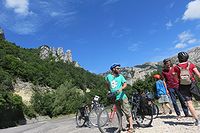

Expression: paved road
xmin=1 ymin=109 xmax=200 ymax=133
xmin=0 ymin=116 xmax=100 ymax=133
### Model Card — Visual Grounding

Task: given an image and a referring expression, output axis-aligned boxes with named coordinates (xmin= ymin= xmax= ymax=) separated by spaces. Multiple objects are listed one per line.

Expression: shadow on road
xmin=163 ymin=121 xmax=194 ymax=126
xmin=158 ymin=115 xmax=176 ymax=119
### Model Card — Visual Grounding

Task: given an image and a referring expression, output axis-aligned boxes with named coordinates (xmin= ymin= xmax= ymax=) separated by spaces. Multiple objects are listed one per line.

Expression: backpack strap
xmin=177 ymin=62 xmax=190 ymax=70
xmin=176 ymin=63 xmax=182 ymax=70
xmin=187 ymin=62 xmax=193 ymax=77
xmin=186 ymin=62 xmax=190 ymax=70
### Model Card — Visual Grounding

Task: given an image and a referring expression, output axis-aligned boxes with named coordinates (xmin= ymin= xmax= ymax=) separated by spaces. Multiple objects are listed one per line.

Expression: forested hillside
xmin=0 ymin=39 xmax=108 ymax=128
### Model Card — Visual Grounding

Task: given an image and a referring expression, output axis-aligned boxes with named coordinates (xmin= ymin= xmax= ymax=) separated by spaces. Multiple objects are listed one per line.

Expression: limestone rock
xmin=0 ymin=27 xmax=5 ymax=40
xmin=39 ymin=45 xmax=80 ymax=67
xmin=102 ymin=46 xmax=200 ymax=85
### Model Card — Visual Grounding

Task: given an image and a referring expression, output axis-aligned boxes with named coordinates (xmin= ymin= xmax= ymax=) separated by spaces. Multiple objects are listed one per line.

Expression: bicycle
xmin=144 ymin=90 xmax=159 ymax=119
xmin=89 ymin=95 xmax=104 ymax=126
xmin=76 ymin=104 xmax=90 ymax=127
xmin=97 ymin=91 xmax=126 ymax=133
xmin=97 ymin=91 xmax=154 ymax=133
xmin=76 ymin=95 xmax=104 ymax=127
xmin=130 ymin=92 xmax=153 ymax=127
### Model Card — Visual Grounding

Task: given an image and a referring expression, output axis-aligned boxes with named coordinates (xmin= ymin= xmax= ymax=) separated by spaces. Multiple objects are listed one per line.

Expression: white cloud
xmin=103 ymin=0 xmax=120 ymax=5
xmin=166 ymin=20 xmax=173 ymax=29
xmin=4 ymin=0 xmax=30 ymax=16
xmin=0 ymin=12 xmax=7 ymax=24
xmin=50 ymin=12 xmax=60 ymax=17
xmin=196 ymin=24 xmax=200 ymax=29
xmin=128 ymin=43 xmax=139 ymax=52
xmin=182 ymin=0 xmax=200 ymax=20
xmin=175 ymin=43 xmax=186 ymax=49
xmin=178 ymin=31 xmax=192 ymax=42
xmin=111 ymin=28 xmax=131 ymax=38
xmin=50 ymin=11 xmax=77 ymax=17
xmin=174 ymin=31 xmax=199 ymax=49
xmin=188 ymin=38 xmax=197 ymax=44
xmin=154 ymin=48 xmax=161 ymax=52
xmin=12 ymin=21 xmax=37 ymax=35
xmin=0 ymin=1 xmax=78 ymax=35
xmin=169 ymin=2 xmax=175 ymax=9
xmin=148 ymin=29 xmax=157 ymax=35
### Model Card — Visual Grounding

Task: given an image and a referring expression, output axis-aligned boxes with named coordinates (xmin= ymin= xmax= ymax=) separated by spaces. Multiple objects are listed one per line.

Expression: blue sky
xmin=0 ymin=0 xmax=200 ymax=74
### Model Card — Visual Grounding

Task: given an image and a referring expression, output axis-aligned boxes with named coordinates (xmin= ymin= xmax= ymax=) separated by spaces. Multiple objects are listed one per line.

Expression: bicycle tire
xmin=152 ymin=104 xmax=159 ymax=119
xmin=89 ymin=107 xmax=103 ymax=126
xmin=97 ymin=106 xmax=122 ymax=133
xmin=132 ymin=105 xmax=153 ymax=127
xmin=76 ymin=109 xmax=86 ymax=127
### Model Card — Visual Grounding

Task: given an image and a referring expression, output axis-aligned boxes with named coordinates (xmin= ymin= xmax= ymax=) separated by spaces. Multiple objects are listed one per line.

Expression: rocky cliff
xmin=0 ymin=27 xmax=5 ymax=40
xmin=39 ymin=45 xmax=80 ymax=67
xmin=102 ymin=46 xmax=200 ymax=85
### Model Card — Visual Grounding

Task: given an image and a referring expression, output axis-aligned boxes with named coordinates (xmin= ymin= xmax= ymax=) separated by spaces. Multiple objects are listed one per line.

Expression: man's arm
xmin=163 ymin=80 xmax=169 ymax=94
xmin=193 ymin=68 xmax=200 ymax=79
xmin=105 ymin=82 xmax=110 ymax=90
xmin=117 ymin=82 xmax=127 ymax=93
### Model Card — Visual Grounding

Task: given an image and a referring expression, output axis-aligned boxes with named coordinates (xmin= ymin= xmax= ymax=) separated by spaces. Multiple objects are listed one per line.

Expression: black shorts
xmin=179 ymin=84 xmax=192 ymax=101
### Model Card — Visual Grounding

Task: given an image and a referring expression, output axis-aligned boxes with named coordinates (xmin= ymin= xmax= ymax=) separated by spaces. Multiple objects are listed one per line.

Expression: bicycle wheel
xmin=89 ymin=107 xmax=103 ymax=126
xmin=152 ymin=104 xmax=159 ymax=119
xmin=76 ymin=109 xmax=86 ymax=127
xmin=98 ymin=106 xmax=122 ymax=133
xmin=132 ymin=104 xmax=153 ymax=127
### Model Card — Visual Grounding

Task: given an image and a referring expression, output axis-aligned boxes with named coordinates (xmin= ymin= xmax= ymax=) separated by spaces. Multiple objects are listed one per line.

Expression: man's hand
xmin=117 ymin=88 xmax=123 ymax=93
xmin=117 ymin=82 xmax=127 ymax=93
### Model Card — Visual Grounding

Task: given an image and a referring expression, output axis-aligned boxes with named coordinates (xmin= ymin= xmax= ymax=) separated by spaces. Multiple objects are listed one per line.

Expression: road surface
xmin=1 ymin=111 xmax=200 ymax=133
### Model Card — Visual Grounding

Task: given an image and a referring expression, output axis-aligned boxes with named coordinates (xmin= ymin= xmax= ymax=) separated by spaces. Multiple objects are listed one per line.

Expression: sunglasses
xmin=115 ymin=68 xmax=121 ymax=70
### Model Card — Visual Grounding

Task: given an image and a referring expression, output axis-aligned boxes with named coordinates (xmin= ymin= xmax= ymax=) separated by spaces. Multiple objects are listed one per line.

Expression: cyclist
xmin=162 ymin=58 xmax=190 ymax=120
xmin=174 ymin=52 xmax=200 ymax=126
xmin=105 ymin=63 xmax=134 ymax=133
xmin=153 ymin=74 xmax=172 ymax=114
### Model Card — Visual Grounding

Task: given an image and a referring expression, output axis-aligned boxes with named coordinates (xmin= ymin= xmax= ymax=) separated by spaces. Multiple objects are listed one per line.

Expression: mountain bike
xmin=130 ymin=92 xmax=153 ymax=127
xmin=145 ymin=91 xmax=159 ymax=119
xmin=89 ymin=95 xmax=104 ymax=126
xmin=76 ymin=105 xmax=90 ymax=127
xmin=97 ymin=91 xmax=154 ymax=133
xmin=98 ymin=103 xmax=128 ymax=133
xmin=97 ymin=91 xmax=125 ymax=133
xmin=76 ymin=95 xmax=104 ymax=127
xmin=151 ymin=101 xmax=159 ymax=119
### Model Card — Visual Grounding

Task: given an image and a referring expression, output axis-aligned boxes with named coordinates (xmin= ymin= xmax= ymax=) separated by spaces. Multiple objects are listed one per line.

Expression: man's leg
xmin=175 ymin=89 xmax=189 ymax=116
xmin=187 ymin=100 xmax=199 ymax=119
xmin=122 ymin=98 xmax=134 ymax=131
xmin=168 ymin=88 xmax=181 ymax=116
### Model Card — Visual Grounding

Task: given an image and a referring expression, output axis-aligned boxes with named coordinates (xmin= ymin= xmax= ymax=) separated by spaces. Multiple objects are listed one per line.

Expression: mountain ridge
xmin=101 ymin=46 xmax=200 ymax=85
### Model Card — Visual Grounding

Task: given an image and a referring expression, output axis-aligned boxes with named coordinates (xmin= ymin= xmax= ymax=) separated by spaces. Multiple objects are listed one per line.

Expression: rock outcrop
xmin=0 ymin=27 xmax=5 ymax=40
xmin=13 ymin=79 xmax=53 ymax=105
xmin=39 ymin=45 xmax=80 ymax=67
xmin=102 ymin=46 xmax=200 ymax=85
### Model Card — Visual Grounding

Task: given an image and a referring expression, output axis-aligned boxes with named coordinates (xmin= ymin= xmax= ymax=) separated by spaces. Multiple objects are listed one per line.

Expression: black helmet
xmin=163 ymin=58 xmax=171 ymax=64
xmin=110 ymin=63 xmax=121 ymax=70
xmin=178 ymin=52 xmax=189 ymax=62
